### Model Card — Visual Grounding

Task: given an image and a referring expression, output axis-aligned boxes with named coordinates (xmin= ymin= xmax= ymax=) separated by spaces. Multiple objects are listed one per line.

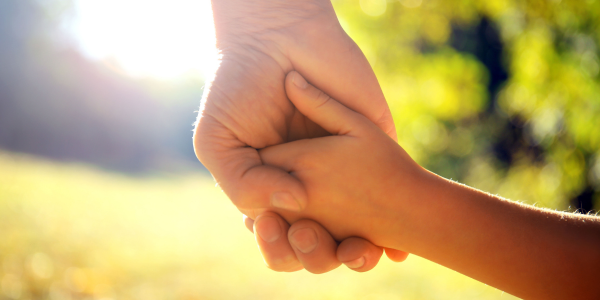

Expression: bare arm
xmin=260 ymin=71 xmax=600 ymax=299
xmin=394 ymin=172 xmax=600 ymax=299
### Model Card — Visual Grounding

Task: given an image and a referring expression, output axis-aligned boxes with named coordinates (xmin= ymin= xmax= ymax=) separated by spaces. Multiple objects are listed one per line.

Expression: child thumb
xmin=285 ymin=71 xmax=362 ymax=136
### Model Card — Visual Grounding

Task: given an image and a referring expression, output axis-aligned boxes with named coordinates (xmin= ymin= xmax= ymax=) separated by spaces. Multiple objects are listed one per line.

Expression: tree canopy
xmin=334 ymin=0 xmax=600 ymax=212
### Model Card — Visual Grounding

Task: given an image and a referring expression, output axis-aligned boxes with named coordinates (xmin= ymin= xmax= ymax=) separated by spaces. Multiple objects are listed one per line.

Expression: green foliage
xmin=0 ymin=152 xmax=519 ymax=299
xmin=334 ymin=0 xmax=600 ymax=211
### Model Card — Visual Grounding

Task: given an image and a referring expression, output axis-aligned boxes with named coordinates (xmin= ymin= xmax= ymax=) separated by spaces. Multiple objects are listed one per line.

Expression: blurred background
xmin=0 ymin=0 xmax=214 ymax=173
xmin=0 ymin=0 xmax=598 ymax=299
xmin=343 ymin=0 xmax=600 ymax=213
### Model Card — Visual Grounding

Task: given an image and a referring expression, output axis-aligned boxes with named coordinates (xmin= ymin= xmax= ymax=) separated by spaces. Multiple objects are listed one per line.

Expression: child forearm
xmin=389 ymin=169 xmax=600 ymax=300
xmin=261 ymin=71 xmax=600 ymax=298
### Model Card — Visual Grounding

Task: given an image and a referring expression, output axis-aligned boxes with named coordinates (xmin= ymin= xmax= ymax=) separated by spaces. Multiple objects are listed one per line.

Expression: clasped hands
xmin=194 ymin=0 xmax=409 ymax=273
xmin=254 ymin=71 xmax=422 ymax=272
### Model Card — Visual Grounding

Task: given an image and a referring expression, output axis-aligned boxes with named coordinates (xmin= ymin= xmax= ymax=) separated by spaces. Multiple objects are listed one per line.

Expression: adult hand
xmin=193 ymin=0 xmax=407 ymax=272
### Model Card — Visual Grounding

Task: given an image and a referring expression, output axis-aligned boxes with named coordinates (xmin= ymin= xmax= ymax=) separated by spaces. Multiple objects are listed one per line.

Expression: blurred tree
xmin=333 ymin=0 xmax=600 ymax=212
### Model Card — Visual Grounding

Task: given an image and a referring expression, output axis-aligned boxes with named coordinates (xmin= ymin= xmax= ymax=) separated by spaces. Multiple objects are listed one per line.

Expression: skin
xmin=194 ymin=0 xmax=407 ymax=273
xmin=259 ymin=71 xmax=600 ymax=300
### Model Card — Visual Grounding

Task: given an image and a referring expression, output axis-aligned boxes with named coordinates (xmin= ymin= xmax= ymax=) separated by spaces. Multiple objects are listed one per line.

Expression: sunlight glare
xmin=71 ymin=0 xmax=217 ymax=80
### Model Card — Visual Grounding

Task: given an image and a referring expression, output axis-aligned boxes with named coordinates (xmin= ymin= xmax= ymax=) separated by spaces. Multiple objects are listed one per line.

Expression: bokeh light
xmin=70 ymin=0 xmax=217 ymax=79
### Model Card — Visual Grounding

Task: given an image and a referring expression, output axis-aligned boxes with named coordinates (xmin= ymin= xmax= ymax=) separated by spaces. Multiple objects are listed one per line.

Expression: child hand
xmin=259 ymin=71 xmax=425 ymax=250
xmin=263 ymin=71 xmax=600 ymax=299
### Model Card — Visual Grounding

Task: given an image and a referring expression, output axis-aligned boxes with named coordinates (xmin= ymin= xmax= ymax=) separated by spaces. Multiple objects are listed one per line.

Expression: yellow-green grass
xmin=0 ymin=152 xmax=518 ymax=300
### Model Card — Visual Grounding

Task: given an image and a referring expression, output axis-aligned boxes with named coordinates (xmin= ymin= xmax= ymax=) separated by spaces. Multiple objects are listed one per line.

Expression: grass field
xmin=0 ymin=152 xmax=519 ymax=300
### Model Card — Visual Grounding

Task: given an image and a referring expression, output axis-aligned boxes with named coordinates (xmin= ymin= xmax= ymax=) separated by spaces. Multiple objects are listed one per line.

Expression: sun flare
xmin=70 ymin=0 xmax=217 ymax=80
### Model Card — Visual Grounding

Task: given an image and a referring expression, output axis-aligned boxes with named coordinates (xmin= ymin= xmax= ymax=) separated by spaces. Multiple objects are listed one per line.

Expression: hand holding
xmin=194 ymin=0 xmax=407 ymax=272
xmin=260 ymin=71 xmax=424 ymax=249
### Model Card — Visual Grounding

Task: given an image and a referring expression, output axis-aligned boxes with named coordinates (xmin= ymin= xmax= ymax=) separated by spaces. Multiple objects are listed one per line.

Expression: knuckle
xmin=192 ymin=125 xmax=209 ymax=161
xmin=192 ymin=115 xmax=223 ymax=165
xmin=268 ymin=169 xmax=292 ymax=187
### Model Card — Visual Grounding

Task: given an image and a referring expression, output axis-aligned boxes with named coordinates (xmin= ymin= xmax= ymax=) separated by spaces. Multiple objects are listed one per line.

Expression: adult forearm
xmin=391 ymin=170 xmax=600 ymax=299
xmin=209 ymin=0 xmax=327 ymax=49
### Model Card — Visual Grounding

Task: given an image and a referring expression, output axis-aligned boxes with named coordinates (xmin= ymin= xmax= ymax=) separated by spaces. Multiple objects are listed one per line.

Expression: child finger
xmin=258 ymin=138 xmax=324 ymax=172
xmin=285 ymin=71 xmax=365 ymax=136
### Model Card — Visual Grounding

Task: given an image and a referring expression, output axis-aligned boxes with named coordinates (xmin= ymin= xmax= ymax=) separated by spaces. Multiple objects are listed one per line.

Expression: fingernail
xmin=344 ymin=257 xmax=365 ymax=269
xmin=271 ymin=192 xmax=301 ymax=212
xmin=289 ymin=228 xmax=318 ymax=254
xmin=292 ymin=72 xmax=308 ymax=89
xmin=255 ymin=216 xmax=281 ymax=243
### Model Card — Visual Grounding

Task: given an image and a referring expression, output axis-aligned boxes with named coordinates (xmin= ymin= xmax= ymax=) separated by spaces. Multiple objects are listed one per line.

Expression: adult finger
xmin=244 ymin=211 xmax=304 ymax=272
xmin=244 ymin=202 xmax=407 ymax=268
xmin=337 ymin=237 xmax=384 ymax=272
xmin=194 ymin=115 xmax=307 ymax=212
xmin=254 ymin=212 xmax=304 ymax=272
xmin=254 ymin=212 xmax=368 ymax=274
xmin=285 ymin=71 xmax=367 ymax=136
xmin=287 ymin=20 xmax=398 ymax=141
xmin=287 ymin=219 xmax=341 ymax=274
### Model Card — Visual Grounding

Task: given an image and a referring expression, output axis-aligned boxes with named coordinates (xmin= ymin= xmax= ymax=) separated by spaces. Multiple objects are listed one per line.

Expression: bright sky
xmin=70 ymin=0 xmax=218 ymax=80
